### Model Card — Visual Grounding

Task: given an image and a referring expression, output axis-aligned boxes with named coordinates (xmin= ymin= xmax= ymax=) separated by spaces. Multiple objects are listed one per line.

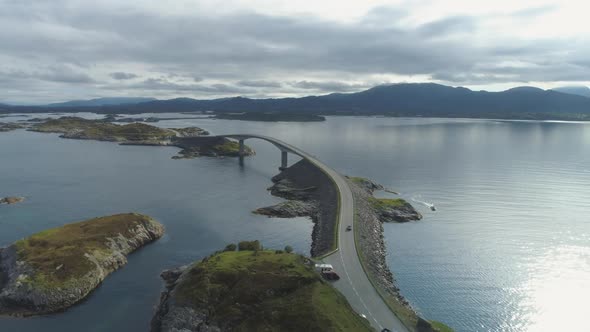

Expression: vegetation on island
xmin=13 ymin=213 xmax=163 ymax=289
xmin=172 ymin=136 xmax=254 ymax=158
xmin=369 ymin=197 xmax=408 ymax=209
xmin=214 ymin=112 xmax=326 ymax=122
xmin=152 ymin=242 xmax=373 ymax=332
xmin=24 ymin=116 xmax=252 ymax=159
xmin=30 ymin=117 xmax=177 ymax=142
xmin=0 ymin=213 xmax=164 ymax=316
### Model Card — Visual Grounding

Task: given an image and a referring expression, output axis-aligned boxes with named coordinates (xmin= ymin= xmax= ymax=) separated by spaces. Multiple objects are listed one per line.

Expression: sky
xmin=1 ymin=0 xmax=589 ymax=104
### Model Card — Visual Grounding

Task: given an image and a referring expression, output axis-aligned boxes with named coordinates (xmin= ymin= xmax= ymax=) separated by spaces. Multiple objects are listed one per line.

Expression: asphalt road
xmin=223 ymin=135 xmax=409 ymax=332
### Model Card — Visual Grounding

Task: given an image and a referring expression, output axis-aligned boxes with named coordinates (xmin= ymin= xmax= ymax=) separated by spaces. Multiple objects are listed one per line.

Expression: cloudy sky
xmin=1 ymin=0 xmax=589 ymax=104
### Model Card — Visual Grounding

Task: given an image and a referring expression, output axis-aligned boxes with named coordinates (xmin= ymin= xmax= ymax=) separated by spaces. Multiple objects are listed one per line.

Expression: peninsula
xmin=151 ymin=242 xmax=373 ymax=332
xmin=0 ymin=213 xmax=164 ymax=316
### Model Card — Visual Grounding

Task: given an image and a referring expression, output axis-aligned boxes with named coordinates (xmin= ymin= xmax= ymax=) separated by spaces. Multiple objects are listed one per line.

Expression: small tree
xmin=223 ymin=243 xmax=237 ymax=252
xmin=284 ymin=245 xmax=293 ymax=253
xmin=238 ymin=240 xmax=262 ymax=251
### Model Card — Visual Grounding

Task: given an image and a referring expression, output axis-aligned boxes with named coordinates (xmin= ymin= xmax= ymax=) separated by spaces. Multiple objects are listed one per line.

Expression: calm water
xmin=1 ymin=114 xmax=589 ymax=332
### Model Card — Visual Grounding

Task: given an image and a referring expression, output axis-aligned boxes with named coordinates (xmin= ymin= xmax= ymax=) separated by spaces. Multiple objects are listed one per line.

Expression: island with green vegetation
xmin=30 ymin=116 xmax=178 ymax=142
xmin=0 ymin=213 xmax=164 ymax=316
xmin=26 ymin=116 xmax=253 ymax=159
xmin=214 ymin=112 xmax=326 ymax=122
xmin=172 ymin=136 xmax=254 ymax=159
xmin=151 ymin=241 xmax=373 ymax=332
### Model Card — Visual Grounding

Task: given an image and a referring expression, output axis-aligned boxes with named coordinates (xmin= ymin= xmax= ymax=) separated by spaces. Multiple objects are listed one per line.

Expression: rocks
xmin=255 ymin=159 xmax=338 ymax=257
xmin=253 ymin=200 xmax=317 ymax=218
xmin=0 ymin=123 xmax=25 ymax=132
xmin=348 ymin=177 xmax=422 ymax=316
xmin=0 ymin=197 xmax=25 ymax=205
xmin=370 ymin=198 xmax=423 ymax=223
xmin=0 ymin=213 xmax=164 ymax=316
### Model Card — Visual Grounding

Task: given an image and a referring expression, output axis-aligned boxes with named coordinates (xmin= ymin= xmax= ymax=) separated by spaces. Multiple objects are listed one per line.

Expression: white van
xmin=314 ymin=263 xmax=333 ymax=273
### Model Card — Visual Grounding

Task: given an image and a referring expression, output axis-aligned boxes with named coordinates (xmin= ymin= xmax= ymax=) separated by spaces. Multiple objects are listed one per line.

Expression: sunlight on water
xmin=516 ymin=245 xmax=590 ymax=332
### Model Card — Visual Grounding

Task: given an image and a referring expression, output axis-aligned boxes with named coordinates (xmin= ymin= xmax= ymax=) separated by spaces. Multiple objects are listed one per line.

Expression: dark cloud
xmin=118 ymin=78 xmax=252 ymax=94
xmin=237 ymin=80 xmax=282 ymax=88
xmin=110 ymin=72 xmax=138 ymax=80
xmin=291 ymin=81 xmax=370 ymax=92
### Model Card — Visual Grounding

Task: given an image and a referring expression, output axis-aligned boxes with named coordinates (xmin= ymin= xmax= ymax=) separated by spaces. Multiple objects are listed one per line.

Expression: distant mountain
xmin=3 ymin=83 xmax=590 ymax=120
xmin=47 ymin=97 xmax=157 ymax=107
xmin=551 ymin=86 xmax=590 ymax=98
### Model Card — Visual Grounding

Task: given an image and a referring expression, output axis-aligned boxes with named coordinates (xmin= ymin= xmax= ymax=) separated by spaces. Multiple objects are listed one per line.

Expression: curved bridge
xmin=222 ymin=134 xmax=308 ymax=170
xmin=220 ymin=134 xmax=409 ymax=332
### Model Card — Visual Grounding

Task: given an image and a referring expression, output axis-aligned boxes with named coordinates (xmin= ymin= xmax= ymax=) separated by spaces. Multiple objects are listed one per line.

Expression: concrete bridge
xmin=220 ymin=134 xmax=409 ymax=332
xmin=222 ymin=134 xmax=306 ymax=170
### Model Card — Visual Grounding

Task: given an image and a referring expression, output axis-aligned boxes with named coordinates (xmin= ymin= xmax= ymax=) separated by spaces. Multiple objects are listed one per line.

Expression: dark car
xmin=346 ymin=225 xmax=352 ymax=231
xmin=381 ymin=329 xmax=392 ymax=332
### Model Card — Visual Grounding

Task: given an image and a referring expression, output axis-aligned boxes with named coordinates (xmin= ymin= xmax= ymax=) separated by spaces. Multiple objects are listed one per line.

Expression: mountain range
xmin=2 ymin=83 xmax=590 ymax=120
xmin=551 ymin=86 xmax=590 ymax=98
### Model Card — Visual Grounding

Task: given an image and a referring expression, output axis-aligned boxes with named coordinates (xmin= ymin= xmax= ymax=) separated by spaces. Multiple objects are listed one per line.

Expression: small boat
xmin=430 ymin=205 xmax=436 ymax=211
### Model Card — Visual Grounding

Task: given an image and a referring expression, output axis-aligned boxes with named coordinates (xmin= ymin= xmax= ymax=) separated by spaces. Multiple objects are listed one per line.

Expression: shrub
xmin=224 ymin=243 xmax=237 ymax=252
xmin=238 ymin=240 xmax=262 ymax=251
xmin=284 ymin=245 xmax=293 ymax=253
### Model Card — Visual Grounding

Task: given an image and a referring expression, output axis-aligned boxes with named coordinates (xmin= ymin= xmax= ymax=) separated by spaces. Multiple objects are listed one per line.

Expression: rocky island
xmin=27 ymin=116 xmax=253 ymax=159
xmin=0 ymin=122 xmax=25 ymax=132
xmin=0 ymin=213 xmax=164 ymax=316
xmin=0 ymin=197 xmax=25 ymax=205
xmin=151 ymin=241 xmax=372 ymax=332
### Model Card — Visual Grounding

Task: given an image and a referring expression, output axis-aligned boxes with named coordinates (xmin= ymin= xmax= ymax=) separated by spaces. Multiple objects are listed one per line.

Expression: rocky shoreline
xmin=348 ymin=178 xmax=412 ymax=305
xmin=0 ymin=213 xmax=164 ymax=316
xmin=253 ymin=159 xmax=338 ymax=257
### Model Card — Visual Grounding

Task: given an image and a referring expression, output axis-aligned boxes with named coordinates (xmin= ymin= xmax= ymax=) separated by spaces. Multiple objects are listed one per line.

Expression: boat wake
xmin=411 ymin=195 xmax=436 ymax=211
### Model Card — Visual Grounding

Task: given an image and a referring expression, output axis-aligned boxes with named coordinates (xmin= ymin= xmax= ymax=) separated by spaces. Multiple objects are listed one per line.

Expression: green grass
xmin=213 ymin=140 xmax=242 ymax=154
xmin=369 ymin=197 xmax=408 ymax=210
xmin=173 ymin=250 xmax=372 ymax=332
xmin=15 ymin=213 xmax=159 ymax=289
xmin=348 ymin=177 xmax=370 ymax=185
xmin=431 ymin=321 xmax=454 ymax=332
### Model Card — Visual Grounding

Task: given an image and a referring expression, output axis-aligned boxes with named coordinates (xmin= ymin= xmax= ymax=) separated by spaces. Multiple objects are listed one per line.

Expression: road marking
xmin=337 ymin=218 xmax=384 ymax=331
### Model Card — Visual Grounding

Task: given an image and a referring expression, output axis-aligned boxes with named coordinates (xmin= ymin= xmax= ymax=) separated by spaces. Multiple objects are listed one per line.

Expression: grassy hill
xmin=152 ymin=248 xmax=373 ymax=332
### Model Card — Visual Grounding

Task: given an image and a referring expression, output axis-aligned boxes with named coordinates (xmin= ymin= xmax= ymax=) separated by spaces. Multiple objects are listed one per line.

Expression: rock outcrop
xmin=0 ymin=213 xmax=164 ymax=316
xmin=253 ymin=159 xmax=338 ymax=257
xmin=0 ymin=197 xmax=25 ymax=205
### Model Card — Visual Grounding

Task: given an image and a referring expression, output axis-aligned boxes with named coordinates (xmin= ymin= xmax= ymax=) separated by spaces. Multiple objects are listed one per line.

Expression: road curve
xmin=222 ymin=134 xmax=409 ymax=332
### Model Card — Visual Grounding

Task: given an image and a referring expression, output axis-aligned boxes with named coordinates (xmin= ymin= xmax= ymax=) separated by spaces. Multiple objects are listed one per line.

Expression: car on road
xmin=346 ymin=225 xmax=352 ymax=231
xmin=381 ymin=329 xmax=392 ymax=332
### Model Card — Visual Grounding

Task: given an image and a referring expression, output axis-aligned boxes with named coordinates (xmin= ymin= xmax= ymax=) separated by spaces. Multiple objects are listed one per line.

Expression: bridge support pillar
xmin=280 ymin=151 xmax=288 ymax=170
xmin=238 ymin=139 xmax=245 ymax=155
xmin=238 ymin=139 xmax=245 ymax=167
